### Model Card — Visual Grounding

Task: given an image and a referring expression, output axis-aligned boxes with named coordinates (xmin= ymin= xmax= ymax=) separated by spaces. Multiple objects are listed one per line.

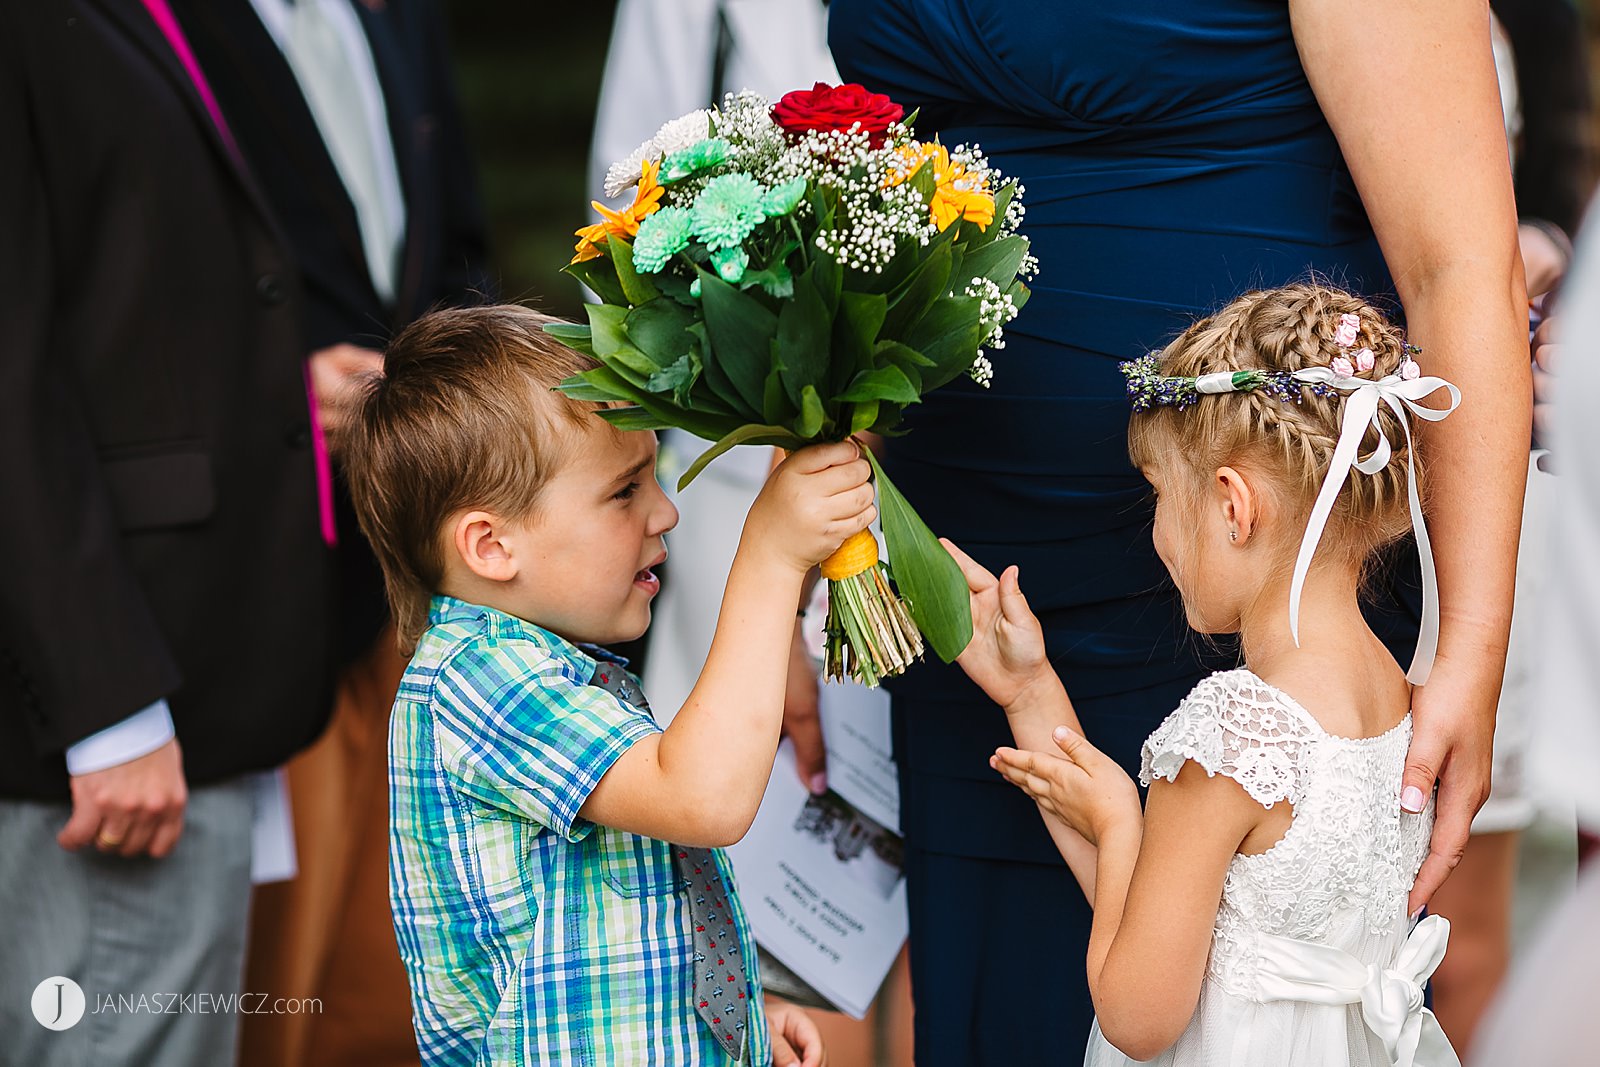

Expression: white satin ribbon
xmin=1255 ymin=915 xmax=1460 ymax=1067
xmin=1285 ymin=368 xmax=1461 ymax=685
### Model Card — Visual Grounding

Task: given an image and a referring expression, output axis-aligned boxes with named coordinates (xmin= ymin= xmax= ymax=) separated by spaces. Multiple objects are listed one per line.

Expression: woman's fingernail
xmin=809 ymin=774 xmax=828 ymax=795
xmin=1054 ymin=725 xmax=1069 ymax=739
xmin=1409 ymin=907 xmax=1424 ymax=923
xmin=1400 ymin=786 xmax=1426 ymax=813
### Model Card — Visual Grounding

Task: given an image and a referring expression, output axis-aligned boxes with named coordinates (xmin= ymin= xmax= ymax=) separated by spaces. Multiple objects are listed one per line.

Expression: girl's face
xmin=1145 ymin=457 xmax=1250 ymax=635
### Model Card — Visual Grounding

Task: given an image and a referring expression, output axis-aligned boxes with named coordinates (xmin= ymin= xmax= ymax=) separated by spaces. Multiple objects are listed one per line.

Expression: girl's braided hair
xmin=1127 ymin=283 xmax=1420 ymax=566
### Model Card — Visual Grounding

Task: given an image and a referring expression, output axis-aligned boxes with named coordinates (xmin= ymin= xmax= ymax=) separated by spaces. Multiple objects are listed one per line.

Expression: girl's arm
xmin=1291 ymin=0 xmax=1529 ymax=913
xmin=943 ymin=540 xmax=1100 ymax=892
xmin=993 ymin=738 xmax=1263 ymax=1061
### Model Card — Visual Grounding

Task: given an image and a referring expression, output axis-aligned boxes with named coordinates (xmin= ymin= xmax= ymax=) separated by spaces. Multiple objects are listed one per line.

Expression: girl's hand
xmin=941 ymin=538 xmax=1053 ymax=709
xmin=991 ymin=726 xmax=1141 ymax=846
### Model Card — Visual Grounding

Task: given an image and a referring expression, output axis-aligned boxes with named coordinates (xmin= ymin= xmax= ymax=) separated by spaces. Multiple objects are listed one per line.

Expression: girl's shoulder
xmin=1139 ymin=669 xmax=1322 ymax=808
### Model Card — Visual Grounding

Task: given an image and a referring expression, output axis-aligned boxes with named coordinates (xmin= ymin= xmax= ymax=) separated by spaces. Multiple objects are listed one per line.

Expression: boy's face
xmin=505 ymin=422 xmax=679 ymax=646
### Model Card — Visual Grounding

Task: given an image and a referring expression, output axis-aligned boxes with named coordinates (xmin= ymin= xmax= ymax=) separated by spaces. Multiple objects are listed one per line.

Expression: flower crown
xmin=1120 ymin=313 xmax=1424 ymax=412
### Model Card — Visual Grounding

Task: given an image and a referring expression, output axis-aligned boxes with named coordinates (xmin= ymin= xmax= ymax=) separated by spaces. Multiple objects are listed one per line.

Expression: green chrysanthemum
xmin=632 ymin=207 xmax=694 ymax=273
xmin=660 ymin=137 xmax=730 ymax=183
xmin=710 ymin=245 xmax=749 ymax=283
xmin=760 ymin=177 xmax=808 ymax=218
xmin=689 ymin=174 xmax=768 ymax=251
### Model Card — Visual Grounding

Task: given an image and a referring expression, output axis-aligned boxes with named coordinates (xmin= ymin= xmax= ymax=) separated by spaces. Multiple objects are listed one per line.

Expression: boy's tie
xmin=587 ymin=662 xmax=750 ymax=1060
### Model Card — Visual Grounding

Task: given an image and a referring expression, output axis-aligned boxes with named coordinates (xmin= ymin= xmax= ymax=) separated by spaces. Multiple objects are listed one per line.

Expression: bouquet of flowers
xmin=552 ymin=82 xmax=1034 ymax=686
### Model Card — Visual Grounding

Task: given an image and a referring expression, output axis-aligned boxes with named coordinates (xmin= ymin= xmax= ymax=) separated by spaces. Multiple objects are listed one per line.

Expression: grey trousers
xmin=0 ymin=776 xmax=255 ymax=1067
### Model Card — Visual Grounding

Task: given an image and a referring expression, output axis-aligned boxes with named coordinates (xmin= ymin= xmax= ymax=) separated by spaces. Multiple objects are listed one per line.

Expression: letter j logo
xmin=31 ymin=977 xmax=86 ymax=1030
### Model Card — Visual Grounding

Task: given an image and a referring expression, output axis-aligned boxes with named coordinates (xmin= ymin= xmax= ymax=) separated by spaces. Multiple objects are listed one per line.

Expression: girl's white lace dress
xmin=1084 ymin=669 xmax=1459 ymax=1067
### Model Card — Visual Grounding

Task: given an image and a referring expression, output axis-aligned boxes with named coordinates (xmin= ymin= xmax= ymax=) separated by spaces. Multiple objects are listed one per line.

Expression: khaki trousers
xmin=240 ymin=629 xmax=418 ymax=1067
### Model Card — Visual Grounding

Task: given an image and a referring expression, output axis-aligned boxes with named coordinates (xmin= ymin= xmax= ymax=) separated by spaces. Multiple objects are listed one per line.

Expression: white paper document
xmin=727 ymin=683 xmax=908 ymax=1018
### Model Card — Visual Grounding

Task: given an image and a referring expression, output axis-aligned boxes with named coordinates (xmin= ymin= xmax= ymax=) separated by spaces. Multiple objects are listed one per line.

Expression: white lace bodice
xmin=1139 ymin=669 xmax=1434 ymax=1001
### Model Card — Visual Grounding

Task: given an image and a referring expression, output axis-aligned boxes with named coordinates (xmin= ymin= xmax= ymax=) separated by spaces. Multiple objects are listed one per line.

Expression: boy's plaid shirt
xmin=388 ymin=596 xmax=769 ymax=1066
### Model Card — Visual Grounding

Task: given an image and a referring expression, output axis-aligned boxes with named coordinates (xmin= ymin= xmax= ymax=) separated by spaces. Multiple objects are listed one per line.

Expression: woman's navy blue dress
xmin=831 ymin=2 xmax=1422 ymax=1062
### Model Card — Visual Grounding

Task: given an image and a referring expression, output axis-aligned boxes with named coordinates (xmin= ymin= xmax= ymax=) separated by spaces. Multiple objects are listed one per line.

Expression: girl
xmin=948 ymin=284 xmax=1463 ymax=1066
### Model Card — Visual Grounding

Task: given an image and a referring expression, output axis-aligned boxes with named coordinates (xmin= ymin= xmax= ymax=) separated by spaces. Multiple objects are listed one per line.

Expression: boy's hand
xmin=766 ymin=999 xmax=827 ymax=1067
xmin=942 ymin=538 xmax=1052 ymax=710
xmin=746 ymin=442 xmax=875 ymax=574
xmin=991 ymin=726 xmax=1141 ymax=847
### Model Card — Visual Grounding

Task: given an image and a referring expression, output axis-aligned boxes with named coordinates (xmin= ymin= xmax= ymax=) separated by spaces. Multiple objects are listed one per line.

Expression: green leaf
xmin=873 ymin=340 xmax=936 ymax=391
xmin=848 ymin=400 xmax=880 ymax=435
xmin=556 ymin=366 xmax=631 ymax=402
xmin=794 ymin=385 xmax=827 ymax=438
xmin=606 ymin=345 xmax=660 ymax=385
xmin=688 ymin=320 xmax=751 ymax=414
xmin=585 ymin=303 xmax=631 ymax=358
xmin=678 ymin=423 xmax=804 ymax=490
xmin=605 ymin=236 xmax=661 ymax=306
xmin=811 ymin=249 xmax=842 ymax=313
xmin=833 ymin=292 xmax=888 ymax=392
xmin=960 ymin=234 xmax=1029 ymax=289
xmin=624 ymin=300 xmax=695 ymax=366
xmin=863 ymin=450 xmax=972 ymax=663
xmin=762 ymin=364 xmax=796 ymax=425
xmin=881 ymin=239 xmax=953 ymax=339
xmin=776 ymin=269 xmax=832 ymax=407
xmin=645 ymin=350 xmax=702 ymax=407
xmin=904 ymin=295 xmax=984 ymax=392
xmin=542 ymin=322 xmax=596 ymax=357
xmin=563 ymin=249 xmax=628 ymax=306
xmin=595 ymin=406 xmax=672 ymax=431
xmin=697 ymin=268 xmax=779 ymax=416
xmin=839 ymin=366 xmax=920 ymax=404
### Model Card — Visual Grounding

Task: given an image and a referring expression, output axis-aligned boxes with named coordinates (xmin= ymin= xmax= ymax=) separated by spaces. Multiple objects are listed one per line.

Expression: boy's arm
xmin=580 ymin=444 xmax=874 ymax=847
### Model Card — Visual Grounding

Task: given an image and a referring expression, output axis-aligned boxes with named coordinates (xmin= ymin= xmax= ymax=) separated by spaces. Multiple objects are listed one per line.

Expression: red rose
xmin=771 ymin=82 xmax=904 ymax=148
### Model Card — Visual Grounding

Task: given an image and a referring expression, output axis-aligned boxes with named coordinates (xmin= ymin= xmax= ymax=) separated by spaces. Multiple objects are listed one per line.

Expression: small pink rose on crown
xmin=1354 ymin=347 xmax=1375 ymax=373
xmin=1331 ymin=355 xmax=1356 ymax=378
xmin=1335 ymin=313 xmax=1361 ymax=348
xmin=1401 ymin=360 xmax=1420 ymax=380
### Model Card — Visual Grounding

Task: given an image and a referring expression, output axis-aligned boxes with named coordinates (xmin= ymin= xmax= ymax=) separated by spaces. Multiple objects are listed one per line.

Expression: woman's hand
xmin=991 ymin=726 xmax=1141 ymax=847
xmin=1403 ymin=653 xmax=1499 ymax=915
xmin=942 ymin=538 xmax=1053 ymax=710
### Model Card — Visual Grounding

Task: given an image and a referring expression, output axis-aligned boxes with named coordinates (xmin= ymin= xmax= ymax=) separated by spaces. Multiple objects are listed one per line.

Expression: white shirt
xmin=249 ymin=0 xmax=407 ymax=303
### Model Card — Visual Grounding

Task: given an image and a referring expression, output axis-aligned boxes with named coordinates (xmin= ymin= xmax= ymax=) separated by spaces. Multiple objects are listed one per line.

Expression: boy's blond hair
xmin=345 ymin=305 xmax=599 ymax=650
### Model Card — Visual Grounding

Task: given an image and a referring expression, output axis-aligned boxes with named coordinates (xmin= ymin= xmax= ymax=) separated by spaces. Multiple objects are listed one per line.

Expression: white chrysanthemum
xmin=602 ymin=109 xmax=715 ymax=199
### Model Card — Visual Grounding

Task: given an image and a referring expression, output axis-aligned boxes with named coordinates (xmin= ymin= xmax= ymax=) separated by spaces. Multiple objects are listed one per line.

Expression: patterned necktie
xmin=587 ymin=660 xmax=750 ymax=1060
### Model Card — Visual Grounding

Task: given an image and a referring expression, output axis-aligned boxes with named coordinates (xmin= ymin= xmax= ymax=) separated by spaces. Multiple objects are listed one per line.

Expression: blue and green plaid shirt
xmin=389 ymin=596 xmax=769 ymax=1066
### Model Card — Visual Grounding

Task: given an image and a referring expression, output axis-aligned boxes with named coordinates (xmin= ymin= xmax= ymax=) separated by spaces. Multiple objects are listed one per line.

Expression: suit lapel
xmin=85 ymin=0 xmax=277 ymax=225
xmin=177 ymin=0 xmax=376 ymax=302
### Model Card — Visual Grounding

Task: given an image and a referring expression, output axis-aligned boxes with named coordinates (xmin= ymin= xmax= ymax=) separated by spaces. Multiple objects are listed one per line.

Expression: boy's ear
xmin=452 ymin=510 xmax=521 ymax=583
xmin=1214 ymin=466 xmax=1257 ymax=546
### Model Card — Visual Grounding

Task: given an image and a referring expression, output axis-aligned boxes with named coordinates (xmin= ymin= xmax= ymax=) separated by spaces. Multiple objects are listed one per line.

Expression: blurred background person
xmin=1469 ymin=194 xmax=1600 ymax=1066
xmin=170 ymin=2 xmax=492 ymax=1064
xmin=0 ymin=2 xmax=335 ymax=1064
xmin=1424 ymin=6 xmax=1592 ymax=1055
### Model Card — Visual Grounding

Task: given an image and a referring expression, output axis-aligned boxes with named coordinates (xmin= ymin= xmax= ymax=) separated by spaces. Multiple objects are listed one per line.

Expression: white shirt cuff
xmin=64 ymin=699 xmax=176 ymax=776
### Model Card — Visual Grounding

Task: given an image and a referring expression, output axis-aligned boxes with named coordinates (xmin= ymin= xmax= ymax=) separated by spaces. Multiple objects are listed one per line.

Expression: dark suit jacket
xmin=0 ymin=0 xmax=336 ymax=800
xmin=173 ymin=0 xmax=494 ymax=665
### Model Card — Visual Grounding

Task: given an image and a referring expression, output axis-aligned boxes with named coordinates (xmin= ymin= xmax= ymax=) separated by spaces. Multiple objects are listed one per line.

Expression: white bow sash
xmin=1285 ymin=369 xmax=1462 ymax=684
xmin=1254 ymin=915 xmax=1460 ymax=1067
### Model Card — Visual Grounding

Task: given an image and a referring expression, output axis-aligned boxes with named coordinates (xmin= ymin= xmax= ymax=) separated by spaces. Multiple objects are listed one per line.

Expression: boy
xmin=344 ymin=305 xmax=873 ymax=1065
